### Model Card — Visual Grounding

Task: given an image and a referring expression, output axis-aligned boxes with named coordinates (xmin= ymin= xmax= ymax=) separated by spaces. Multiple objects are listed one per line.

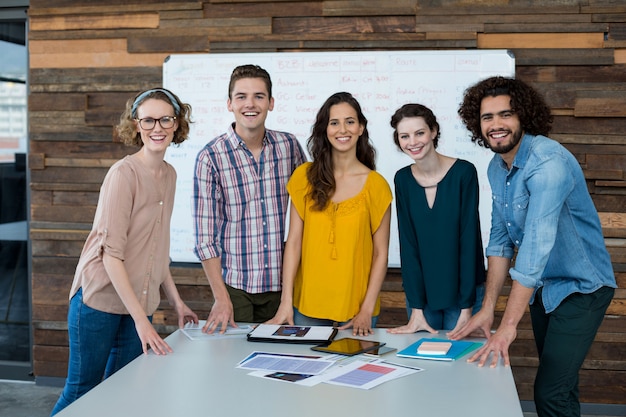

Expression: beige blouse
xmin=69 ymin=154 xmax=176 ymax=315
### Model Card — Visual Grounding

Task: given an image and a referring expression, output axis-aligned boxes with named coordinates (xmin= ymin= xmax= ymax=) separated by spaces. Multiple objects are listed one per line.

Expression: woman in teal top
xmin=387 ymin=103 xmax=485 ymax=334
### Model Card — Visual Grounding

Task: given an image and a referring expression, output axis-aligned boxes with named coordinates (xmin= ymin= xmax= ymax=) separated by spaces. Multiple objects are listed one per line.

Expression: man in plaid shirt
xmin=193 ymin=64 xmax=306 ymax=333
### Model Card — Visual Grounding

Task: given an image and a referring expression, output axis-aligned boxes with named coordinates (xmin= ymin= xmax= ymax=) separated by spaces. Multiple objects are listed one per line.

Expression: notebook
xmin=396 ymin=338 xmax=483 ymax=361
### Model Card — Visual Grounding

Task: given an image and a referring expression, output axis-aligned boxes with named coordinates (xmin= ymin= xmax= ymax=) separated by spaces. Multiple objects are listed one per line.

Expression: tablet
xmin=363 ymin=345 xmax=397 ymax=357
xmin=247 ymin=324 xmax=337 ymax=344
xmin=311 ymin=338 xmax=385 ymax=356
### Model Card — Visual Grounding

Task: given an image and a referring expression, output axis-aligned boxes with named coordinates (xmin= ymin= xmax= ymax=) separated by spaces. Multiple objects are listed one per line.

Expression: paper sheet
xmin=181 ymin=321 xmax=252 ymax=340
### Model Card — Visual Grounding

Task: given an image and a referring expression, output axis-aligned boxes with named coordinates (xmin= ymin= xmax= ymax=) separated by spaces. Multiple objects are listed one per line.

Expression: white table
xmin=57 ymin=328 xmax=523 ymax=417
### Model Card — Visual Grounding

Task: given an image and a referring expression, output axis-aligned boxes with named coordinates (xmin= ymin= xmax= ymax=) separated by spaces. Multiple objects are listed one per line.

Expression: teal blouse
xmin=394 ymin=159 xmax=486 ymax=311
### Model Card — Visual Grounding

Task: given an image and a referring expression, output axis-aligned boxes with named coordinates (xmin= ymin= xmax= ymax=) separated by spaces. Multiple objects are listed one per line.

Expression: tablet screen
xmin=364 ymin=345 xmax=397 ymax=356
xmin=311 ymin=338 xmax=384 ymax=356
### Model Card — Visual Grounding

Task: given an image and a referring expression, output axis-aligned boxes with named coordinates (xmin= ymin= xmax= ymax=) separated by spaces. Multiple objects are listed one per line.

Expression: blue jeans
xmin=407 ymin=284 xmax=485 ymax=331
xmin=51 ymin=288 xmax=145 ymax=416
xmin=293 ymin=307 xmax=378 ymax=328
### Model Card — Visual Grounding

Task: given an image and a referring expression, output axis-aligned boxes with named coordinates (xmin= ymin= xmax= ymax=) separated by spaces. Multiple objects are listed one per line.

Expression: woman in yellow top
xmin=268 ymin=92 xmax=392 ymax=336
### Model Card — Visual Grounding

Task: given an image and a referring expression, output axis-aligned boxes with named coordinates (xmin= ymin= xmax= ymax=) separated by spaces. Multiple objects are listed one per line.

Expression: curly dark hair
xmin=458 ymin=76 xmax=553 ymax=148
xmin=307 ymin=92 xmax=376 ymax=211
xmin=116 ymin=88 xmax=192 ymax=147
xmin=390 ymin=103 xmax=441 ymax=150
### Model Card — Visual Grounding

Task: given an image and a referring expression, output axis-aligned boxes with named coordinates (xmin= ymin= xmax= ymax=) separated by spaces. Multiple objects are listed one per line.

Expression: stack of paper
xmin=417 ymin=341 xmax=452 ymax=355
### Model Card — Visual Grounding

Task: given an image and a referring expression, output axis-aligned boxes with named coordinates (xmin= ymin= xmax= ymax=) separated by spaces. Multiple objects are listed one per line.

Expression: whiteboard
xmin=163 ymin=50 xmax=515 ymax=266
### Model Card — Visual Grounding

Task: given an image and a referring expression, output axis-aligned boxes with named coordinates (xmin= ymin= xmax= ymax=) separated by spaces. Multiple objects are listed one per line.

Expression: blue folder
xmin=396 ymin=338 xmax=483 ymax=361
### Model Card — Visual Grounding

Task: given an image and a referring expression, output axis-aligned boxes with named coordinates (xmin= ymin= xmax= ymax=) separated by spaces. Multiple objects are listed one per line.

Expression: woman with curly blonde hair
xmin=52 ymin=88 xmax=198 ymax=415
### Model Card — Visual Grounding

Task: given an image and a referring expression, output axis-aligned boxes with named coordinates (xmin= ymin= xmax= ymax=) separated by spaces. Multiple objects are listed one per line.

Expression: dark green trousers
xmin=529 ymin=286 xmax=614 ymax=417
xmin=226 ymin=284 xmax=281 ymax=323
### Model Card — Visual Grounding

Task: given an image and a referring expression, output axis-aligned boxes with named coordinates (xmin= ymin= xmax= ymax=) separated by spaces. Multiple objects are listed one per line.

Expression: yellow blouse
xmin=288 ymin=162 xmax=392 ymax=322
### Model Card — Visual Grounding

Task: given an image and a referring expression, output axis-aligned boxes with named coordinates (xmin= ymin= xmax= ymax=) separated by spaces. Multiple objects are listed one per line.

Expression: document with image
xmin=247 ymin=324 xmax=337 ymax=344
xmin=181 ymin=321 xmax=252 ymax=340
xmin=323 ymin=359 xmax=421 ymax=390
xmin=237 ymin=352 xmax=335 ymax=375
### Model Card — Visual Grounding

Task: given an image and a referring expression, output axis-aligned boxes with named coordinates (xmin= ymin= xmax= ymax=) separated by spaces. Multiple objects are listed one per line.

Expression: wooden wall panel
xmin=273 ymin=16 xmax=416 ymax=34
xmin=26 ymin=0 xmax=626 ymax=406
xmin=324 ymin=0 xmax=417 ymax=16
xmin=478 ymin=33 xmax=605 ymax=49
xmin=29 ymin=13 xmax=160 ymax=31
xmin=30 ymin=39 xmax=170 ymax=69
xmin=575 ymin=90 xmax=626 ymax=117
xmin=203 ymin=1 xmax=322 ymax=18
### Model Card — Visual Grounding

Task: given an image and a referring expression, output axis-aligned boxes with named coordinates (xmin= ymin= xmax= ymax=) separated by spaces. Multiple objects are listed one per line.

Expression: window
xmin=0 ymin=4 xmax=29 ymax=380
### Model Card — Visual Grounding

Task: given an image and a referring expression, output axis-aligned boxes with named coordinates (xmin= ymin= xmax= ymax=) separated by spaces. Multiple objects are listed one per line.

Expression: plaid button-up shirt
xmin=193 ymin=123 xmax=306 ymax=293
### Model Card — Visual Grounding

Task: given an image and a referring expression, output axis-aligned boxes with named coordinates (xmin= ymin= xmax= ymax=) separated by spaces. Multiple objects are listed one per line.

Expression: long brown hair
xmin=306 ymin=92 xmax=376 ymax=211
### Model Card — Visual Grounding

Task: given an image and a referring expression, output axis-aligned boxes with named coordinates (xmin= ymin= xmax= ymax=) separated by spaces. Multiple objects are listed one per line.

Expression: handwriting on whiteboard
xmin=164 ymin=50 xmax=515 ymax=265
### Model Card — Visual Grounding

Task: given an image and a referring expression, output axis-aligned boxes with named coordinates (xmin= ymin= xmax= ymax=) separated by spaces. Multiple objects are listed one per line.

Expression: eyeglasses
xmin=135 ymin=116 xmax=177 ymax=130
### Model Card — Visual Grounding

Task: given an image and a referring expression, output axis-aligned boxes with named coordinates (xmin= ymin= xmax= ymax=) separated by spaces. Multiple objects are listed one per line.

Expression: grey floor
xmin=0 ymin=380 xmax=61 ymax=417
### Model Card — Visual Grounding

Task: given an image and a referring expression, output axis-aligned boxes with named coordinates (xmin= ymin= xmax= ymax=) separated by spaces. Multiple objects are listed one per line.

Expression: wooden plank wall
xmin=27 ymin=0 xmax=625 ymax=405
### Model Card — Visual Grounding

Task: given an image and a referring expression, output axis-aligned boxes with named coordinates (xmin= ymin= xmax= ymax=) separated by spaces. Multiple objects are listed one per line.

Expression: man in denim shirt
xmin=449 ymin=76 xmax=616 ymax=417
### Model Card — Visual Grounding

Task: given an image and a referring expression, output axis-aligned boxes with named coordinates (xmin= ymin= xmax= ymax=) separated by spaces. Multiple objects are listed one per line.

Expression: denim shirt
xmin=485 ymin=134 xmax=616 ymax=313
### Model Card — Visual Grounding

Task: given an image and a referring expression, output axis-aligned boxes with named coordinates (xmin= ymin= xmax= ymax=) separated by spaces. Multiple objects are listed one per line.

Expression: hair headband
xmin=131 ymin=88 xmax=181 ymax=117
